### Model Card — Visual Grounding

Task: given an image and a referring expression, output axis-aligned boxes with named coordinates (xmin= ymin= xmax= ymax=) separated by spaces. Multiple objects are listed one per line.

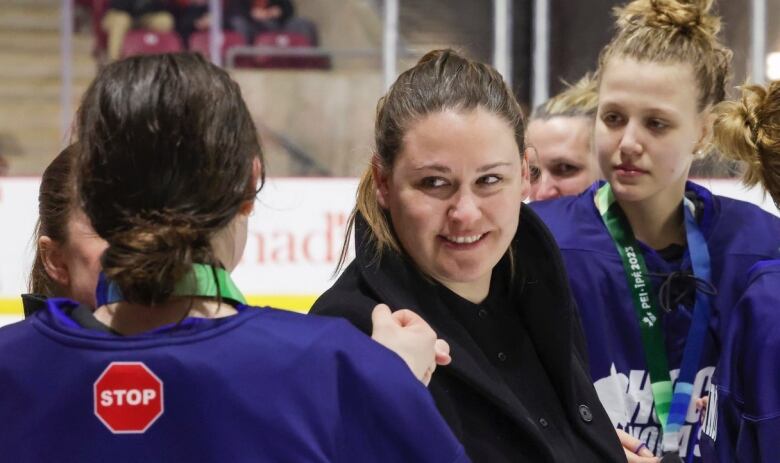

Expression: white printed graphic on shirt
xmin=593 ymin=363 xmax=714 ymax=457
xmin=701 ymin=385 xmax=718 ymax=442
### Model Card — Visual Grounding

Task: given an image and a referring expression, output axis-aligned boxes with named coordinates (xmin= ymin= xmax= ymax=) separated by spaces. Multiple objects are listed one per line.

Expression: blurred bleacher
xmin=0 ymin=0 xmax=496 ymax=177
xmin=0 ymin=0 xmax=94 ymax=175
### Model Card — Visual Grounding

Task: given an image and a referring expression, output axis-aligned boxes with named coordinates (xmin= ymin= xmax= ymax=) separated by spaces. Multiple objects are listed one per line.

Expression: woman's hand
xmin=616 ymin=429 xmax=660 ymax=462
xmin=696 ymin=395 xmax=709 ymax=420
xmin=370 ymin=304 xmax=451 ymax=385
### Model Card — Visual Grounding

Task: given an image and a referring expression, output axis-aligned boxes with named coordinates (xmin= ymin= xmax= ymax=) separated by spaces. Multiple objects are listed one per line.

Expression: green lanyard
xmin=594 ymin=184 xmax=675 ymax=427
xmin=596 ymin=183 xmax=713 ymax=458
xmin=96 ymin=264 xmax=247 ymax=307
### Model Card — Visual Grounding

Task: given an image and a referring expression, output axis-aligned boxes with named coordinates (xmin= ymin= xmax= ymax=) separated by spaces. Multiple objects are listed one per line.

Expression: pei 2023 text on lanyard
xmin=595 ymin=183 xmax=713 ymax=458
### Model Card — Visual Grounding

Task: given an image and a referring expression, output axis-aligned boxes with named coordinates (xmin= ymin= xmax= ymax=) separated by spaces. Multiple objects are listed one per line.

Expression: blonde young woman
xmin=530 ymin=1 xmax=780 ymax=461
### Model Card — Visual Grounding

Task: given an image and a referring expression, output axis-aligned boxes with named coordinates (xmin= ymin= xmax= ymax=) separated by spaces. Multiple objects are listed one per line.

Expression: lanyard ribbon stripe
xmin=96 ymin=263 xmax=247 ymax=307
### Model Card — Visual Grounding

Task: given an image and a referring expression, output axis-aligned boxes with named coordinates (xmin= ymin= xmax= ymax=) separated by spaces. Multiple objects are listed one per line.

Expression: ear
xmin=520 ymin=148 xmax=532 ymax=201
xmin=239 ymin=157 xmax=263 ymax=216
xmin=251 ymin=156 xmax=262 ymax=184
xmin=38 ymin=236 xmax=69 ymax=287
xmin=372 ymin=156 xmax=391 ymax=210
xmin=694 ymin=108 xmax=715 ymax=154
xmin=239 ymin=199 xmax=255 ymax=216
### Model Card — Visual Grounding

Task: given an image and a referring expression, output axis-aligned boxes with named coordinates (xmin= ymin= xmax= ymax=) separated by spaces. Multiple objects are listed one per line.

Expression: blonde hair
xmin=336 ymin=49 xmax=525 ymax=272
xmin=599 ymin=0 xmax=732 ymax=111
xmin=714 ymin=81 xmax=780 ymax=205
xmin=532 ymin=73 xmax=599 ymax=120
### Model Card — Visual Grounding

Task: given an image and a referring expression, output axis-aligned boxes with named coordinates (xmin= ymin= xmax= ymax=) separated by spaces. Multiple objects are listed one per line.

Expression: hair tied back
xmin=616 ymin=0 xmax=720 ymax=37
xmin=714 ymin=81 xmax=780 ymax=204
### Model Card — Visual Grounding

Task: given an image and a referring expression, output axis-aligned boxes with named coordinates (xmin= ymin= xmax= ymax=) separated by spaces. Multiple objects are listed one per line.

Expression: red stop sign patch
xmin=94 ymin=362 xmax=164 ymax=434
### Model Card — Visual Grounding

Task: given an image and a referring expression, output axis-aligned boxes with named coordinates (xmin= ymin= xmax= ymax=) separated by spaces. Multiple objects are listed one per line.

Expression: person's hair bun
xmin=101 ymin=210 xmax=212 ymax=305
xmin=534 ymin=72 xmax=599 ymax=119
xmin=615 ymin=0 xmax=721 ymax=37
xmin=714 ymin=81 xmax=780 ymax=203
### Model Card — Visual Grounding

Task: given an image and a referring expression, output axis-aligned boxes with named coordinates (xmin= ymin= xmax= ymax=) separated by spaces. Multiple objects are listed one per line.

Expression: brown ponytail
xmin=76 ymin=53 xmax=262 ymax=306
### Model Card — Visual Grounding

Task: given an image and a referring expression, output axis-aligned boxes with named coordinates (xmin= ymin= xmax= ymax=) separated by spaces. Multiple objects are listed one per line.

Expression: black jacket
xmin=311 ymin=206 xmax=626 ymax=462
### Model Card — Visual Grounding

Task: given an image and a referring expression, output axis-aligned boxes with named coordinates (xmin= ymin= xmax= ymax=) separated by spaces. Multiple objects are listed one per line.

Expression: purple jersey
xmin=701 ymin=260 xmax=780 ymax=463
xmin=530 ymin=182 xmax=780 ymax=460
xmin=0 ymin=298 xmax=469 ymax=463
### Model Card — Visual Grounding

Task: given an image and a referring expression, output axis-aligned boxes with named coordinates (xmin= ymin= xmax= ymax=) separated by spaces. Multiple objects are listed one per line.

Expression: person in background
xmin=24 ymin=144 xmax=106 ymax=316
xmin=0 ymin=53 xmax=467 ymax=462
xmin=173 ymin=0 xmax=212 ymax=47
xmin=226 ymin=0 xmax=294 ymax=44
xmin=698 ymin=80 xmax=780 ymax=463
xmin=530 ymin=0 xmax=780 ymax=461
xmin=311 ymin=48 xmax=626 ymax=463
xmin=101 ymin=0 xmax=175 ymax=61
xmin=527 ymin=73 xmax=601 ymax=201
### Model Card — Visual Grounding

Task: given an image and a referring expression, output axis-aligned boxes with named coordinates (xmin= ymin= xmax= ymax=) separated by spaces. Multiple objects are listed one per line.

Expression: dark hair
xmin=338 ymin=49 xmax=525 ymax=271
xmin=75 ymin=53 xmax=263 ymax=306
xmin=28 ymin=144 xmax=78 ymax=295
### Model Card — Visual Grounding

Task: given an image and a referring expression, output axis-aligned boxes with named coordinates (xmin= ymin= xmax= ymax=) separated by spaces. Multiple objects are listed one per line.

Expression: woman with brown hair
xmin=698 ymin=81 xmax=780 ymax=462
xmin=23 ymin=144 xmax=107 ymax=317
xmin=530 ymin=0 xmax=780 ymax=460
xmin=0 ymin=53 xmax=468 ymax=462
xmin=311 ymin=48 xmax=626 ymax=462
xmin=24 ymin=143 xmax=453 ymax=384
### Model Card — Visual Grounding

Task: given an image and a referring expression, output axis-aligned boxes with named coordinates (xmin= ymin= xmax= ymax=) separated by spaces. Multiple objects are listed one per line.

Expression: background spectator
xmin=174 ymin=0 xmax=212 ymax=46
xmin=227 ymin=0 xmax=294 ymax=44
xmin=101 ymin=0 xmax=175 ymax=61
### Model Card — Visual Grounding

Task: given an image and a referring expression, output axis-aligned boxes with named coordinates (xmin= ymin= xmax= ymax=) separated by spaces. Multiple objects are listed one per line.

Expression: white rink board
xmin=229 ymin=178 xmax=358 ymax=294
xmin=0 ymin=177 xmax=359 ymax=326
xmin=0 ymin=177 xmax=359 ymax=299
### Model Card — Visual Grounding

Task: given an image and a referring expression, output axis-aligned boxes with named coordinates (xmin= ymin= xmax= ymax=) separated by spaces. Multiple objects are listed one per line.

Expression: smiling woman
xmin=312 ymin=49 xmax=626 ymax=462
xmin=374 ymin=107 xmax=526 ymax=303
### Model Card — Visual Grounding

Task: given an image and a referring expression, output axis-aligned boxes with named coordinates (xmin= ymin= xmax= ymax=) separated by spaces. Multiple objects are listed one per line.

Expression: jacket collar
xmin=354 ymin=205 xmax=578 ymax=426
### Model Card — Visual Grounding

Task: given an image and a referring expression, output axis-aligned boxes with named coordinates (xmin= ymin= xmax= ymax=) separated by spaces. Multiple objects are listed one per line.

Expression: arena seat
xmin=189 ymin=30 xmax=246 ymax=62
xmin=253 ymin=31 xmax=331 ymax=70
xmin=120 ymin=30 xmax=183 ymax=58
